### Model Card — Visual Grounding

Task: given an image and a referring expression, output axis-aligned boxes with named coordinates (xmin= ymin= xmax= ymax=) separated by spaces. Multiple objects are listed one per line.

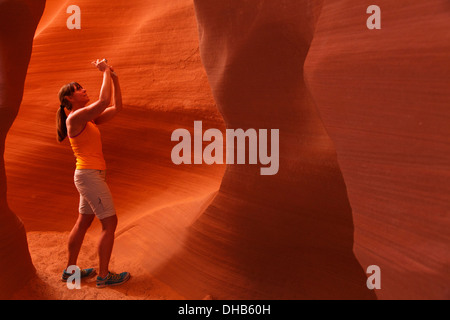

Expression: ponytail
xmin=56 ymin=105 xmax=68 ymax=142
xmin=56 ymin=82 xmax=82 ymax=142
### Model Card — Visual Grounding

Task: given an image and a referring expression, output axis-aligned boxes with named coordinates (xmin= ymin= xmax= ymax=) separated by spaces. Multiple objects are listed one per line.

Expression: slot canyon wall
xmin=0 ymin=0 xmax=46 ymax=299
xmin=155 ymin=0 xmax=375 ymax=299
xmin=1 ymin=0 xmax=448 ymax=299
xmin=304 ymin=0 xmax=450 ymax=299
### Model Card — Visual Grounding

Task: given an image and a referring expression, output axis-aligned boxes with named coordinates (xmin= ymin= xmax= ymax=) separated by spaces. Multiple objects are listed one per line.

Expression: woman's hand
xmin=91 ymin=59 xmax=110 ymax=72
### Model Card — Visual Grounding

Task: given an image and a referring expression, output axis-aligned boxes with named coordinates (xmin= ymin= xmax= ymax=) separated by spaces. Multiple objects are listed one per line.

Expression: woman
xmin=56 ymin=59 xmax=129 ymax=288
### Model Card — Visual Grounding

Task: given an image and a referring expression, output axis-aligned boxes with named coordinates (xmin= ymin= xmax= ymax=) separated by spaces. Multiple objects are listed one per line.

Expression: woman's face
xmin=68 ymin=86 xmax=90 ymax=107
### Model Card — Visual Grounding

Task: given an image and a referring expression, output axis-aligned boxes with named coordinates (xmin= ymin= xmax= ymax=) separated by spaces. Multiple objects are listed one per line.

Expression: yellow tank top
xmin=69 ymin=121 xmax=106 ymax=170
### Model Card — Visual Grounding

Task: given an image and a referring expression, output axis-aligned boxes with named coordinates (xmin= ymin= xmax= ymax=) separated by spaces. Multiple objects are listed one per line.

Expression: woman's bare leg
xmin=66 ymin=213 xmax=95 ymax=269
xmin=98 ymin=215 xmax=117 ymax=278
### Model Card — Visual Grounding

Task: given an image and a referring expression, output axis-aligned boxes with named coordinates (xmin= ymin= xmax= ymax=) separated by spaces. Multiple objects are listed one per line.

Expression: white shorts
xmin=74 ymin=169 xmax=116 ymax=220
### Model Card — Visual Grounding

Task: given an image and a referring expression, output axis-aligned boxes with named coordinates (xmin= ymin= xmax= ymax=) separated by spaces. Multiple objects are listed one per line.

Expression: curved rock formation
xmin=150 ymin=0 xmax=375 ymax=299
xmin=0 ymin=0 xmax=45 ymax=299
xmin=304 ymin=0 xmax=450 ymax=299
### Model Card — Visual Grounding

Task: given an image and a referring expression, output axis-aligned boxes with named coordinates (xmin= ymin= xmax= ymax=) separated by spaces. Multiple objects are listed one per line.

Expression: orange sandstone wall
xmin=304 ymin=0 xmax=450 ymax=299
xmin=0 ymin=0 xmax=45 ymax=299
xmin=150 ymin=0 xmax=375 ymax=299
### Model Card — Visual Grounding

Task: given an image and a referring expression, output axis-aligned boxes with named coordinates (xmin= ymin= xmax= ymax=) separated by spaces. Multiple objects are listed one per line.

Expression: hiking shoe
xmin=96 ymin=271 xmax=130 ymax=288
xmin=61 ymin=267 xmax=96 ymax=282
